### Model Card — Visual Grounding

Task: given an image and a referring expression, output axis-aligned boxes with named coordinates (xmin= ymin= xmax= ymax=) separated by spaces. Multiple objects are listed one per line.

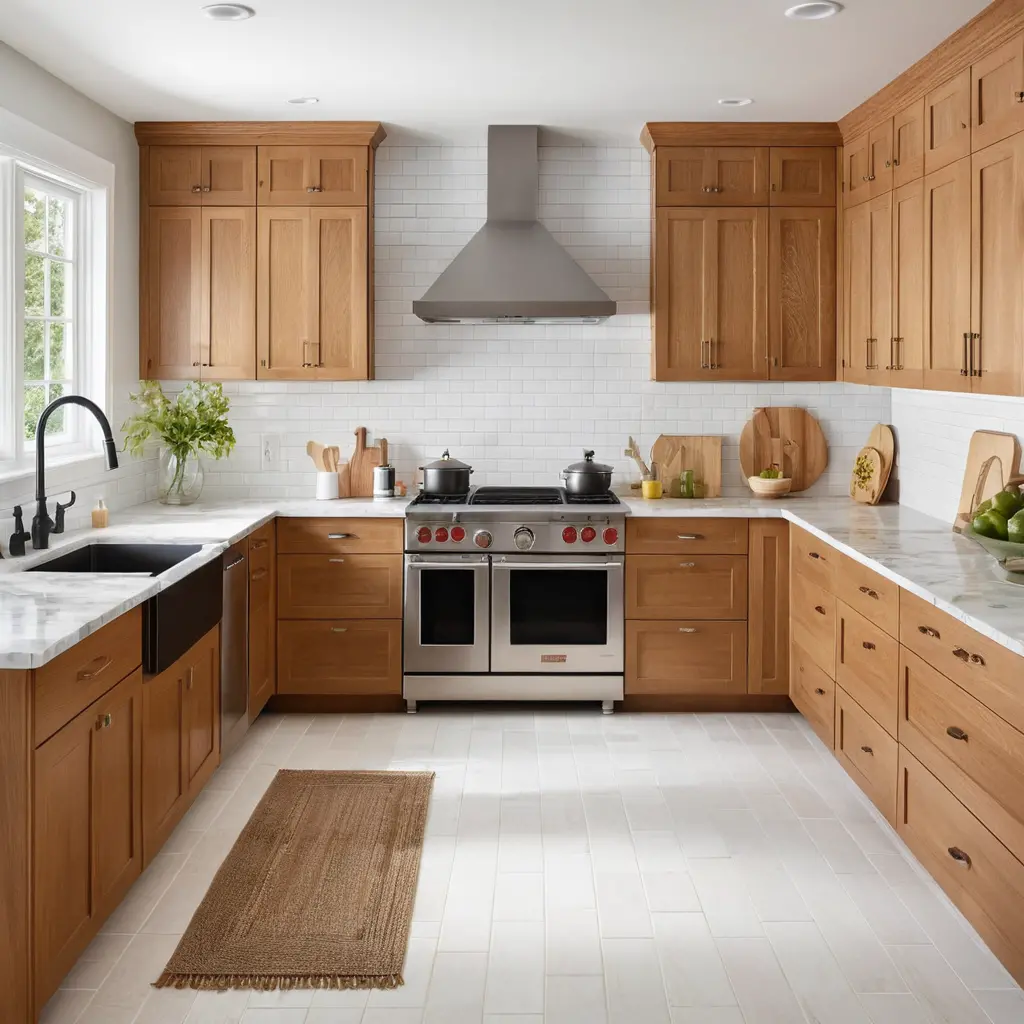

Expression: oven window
xmin=420 ymin=569 xmax=477 ymax=646
xmin=508 ymin=569 xmax=608 ymax=646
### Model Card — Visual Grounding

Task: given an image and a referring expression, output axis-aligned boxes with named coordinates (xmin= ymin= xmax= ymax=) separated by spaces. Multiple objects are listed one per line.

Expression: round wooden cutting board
xmin=738 ymin=407 xmax=828 ymax=492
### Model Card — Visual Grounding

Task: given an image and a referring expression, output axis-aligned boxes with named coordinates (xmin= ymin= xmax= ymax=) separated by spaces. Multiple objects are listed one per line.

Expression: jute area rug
xmin=154 ymin=769 xmax=434 ymax=992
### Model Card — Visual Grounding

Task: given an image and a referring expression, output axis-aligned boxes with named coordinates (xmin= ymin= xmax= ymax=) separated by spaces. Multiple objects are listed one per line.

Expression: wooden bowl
xmin=747 ymin=475 xmax=792 ymax=499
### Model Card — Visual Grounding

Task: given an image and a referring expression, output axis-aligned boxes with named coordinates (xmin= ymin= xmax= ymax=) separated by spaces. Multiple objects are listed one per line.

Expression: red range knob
xmin=603 ymin=527 xmax=619 ymax=545
xmin=562 ymin=526 xmax=578 ymax=544
xmin=450 ymin=526 xmax=466 ymax=542
xmin=416 ymin=526 xmax=432 ymax=544
xmin=434 ymin=527 xmax=449 ymax=542
xmin=581 ymin=526 xmax=597 ymax=543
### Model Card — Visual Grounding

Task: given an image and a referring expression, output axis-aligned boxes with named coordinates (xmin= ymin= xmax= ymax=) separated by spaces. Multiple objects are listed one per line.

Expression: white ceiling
xmin=0 ymin=0 xmax=991 ymax=136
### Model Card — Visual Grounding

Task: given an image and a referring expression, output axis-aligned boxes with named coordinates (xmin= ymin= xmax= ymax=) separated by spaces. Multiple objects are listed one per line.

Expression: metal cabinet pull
xmin=302 ymin=339 xmax=312 ymax=368
xmin=918 ymin=625 xmax=940 ymax=638
xmin=201 ymin=186 xmax=211 ymax=192
xmin=858 ymin=586 xmax=879 ymax=599
xmin=860 ymin=745 xmax=873 ymax=755
xmin=709 ymin=338 xmax=718 ymax=370
xmin=97 ymin=713 xmax=113 ymax=729
xmin=306 ymin=185 xmax=324 ymax=193
xmin=887 ymin=338 xmax=895 ymax=371
xmin=972 ymin=332 xmax=982 ymax=377
xmin=862 ymin=641 xmax=876 ymax=650
xmin=679 ymin=562 xmax=696 ymax=568
xmin=1016 ymin=91 xmax=1024 ymax=102
xmin=814 ymin=687 xmax=826 ymax=696
xmin=328 ymin=557 xmax=346 ymax=563
xmin=327 ymin=533 xmax=352 ymax=539
xmin=814 ymin=605 xmax=826 ymax=615
xmin=678 ymin=627 xmax=698 ymax=633
xmin=186 ymin=666 xmax=194 ymax=691
xmin=677 ymin=534 xmax=702 ymax=540
xmin=700 ymin=339 xmax=710 ymax=369
xmin=952 ymin=647 xmax=970 ymax=662
xmin=947 ymin=846 xmax=972 ymax=867
xmin=191 ymin=185 xmax=202 ymax=193
xmin=78 ymin=655 xmax=113 ymax=682
xmin=946 ymin=726 xmax=969 ymax=742
xmin=884 ymin=159 xmax=892 ymax=168
xmin=251 ymin=568 xmax=268 ymax=581
xmin=961 ymin=332 xmax=970 ymax=376
xmin=970 ymin=652 xmax=985 ymax=666
xmin=251 ymin=539 xmax=268 ymax=550
xmin=331 ymin=626 xmax=348 ymax=633
xmin=808 ymin=552 xmax=822 ymax=560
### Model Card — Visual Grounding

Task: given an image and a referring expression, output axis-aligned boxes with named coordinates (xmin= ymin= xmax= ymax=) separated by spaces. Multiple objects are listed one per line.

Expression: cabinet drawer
xmin=277 ymin=619 xmax=401 ymax=695
xmin=836 ymin=601 xmax=899 ymax=737
xmin=626 ymin=620 xmax=747 ymax=695
xmin=277 ymin=517 xmax=403 ymax=554
xmin=34 ymin=607 xmax=143 ymax=747
xmin=836 ymin=686 xmax=898 ymax=824
xmin=900 ymin=589 xmax=1024 ymax=734
xmin=625 ymin=555 xmax=747 ymax=619
xmin=898 ymin=747 xmax=1024 ymax=985
xmin=791 ymin=641 xmax=835 ymax=749
xmin=791 ymin=572 xmax=836 ymax=677
xmin=277 ymin=554 xmax=403 ymax=619
xmin=790 ymin=525 xmax=837 ymax=591
xmin=900 ymin=647 xmax=1024 ymax=861
xmin=626 ymin=518 xmax=748 ymax=555
xmin=836 ymin=555 xmax=899 ymax=636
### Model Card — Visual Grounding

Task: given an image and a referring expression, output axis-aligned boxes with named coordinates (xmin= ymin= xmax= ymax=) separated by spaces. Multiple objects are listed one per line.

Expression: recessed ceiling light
xmin=785 ymin=1 xmax=844 ymax=19
xmin=201 ymin=3 xmax=255 ymax=21
xmin=287 ymin=96 xmax=320 ymax=105
xmin=718 ymin=98 xmax=753 ymax=107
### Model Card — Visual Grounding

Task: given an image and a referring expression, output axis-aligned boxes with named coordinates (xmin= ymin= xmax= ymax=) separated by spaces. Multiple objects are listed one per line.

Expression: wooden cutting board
xmin=348 ymin=427 xmax=384 ymax=497
xmin=739 ymin=407 xmax=828 ymax=492
xmin=955 ymin=430 xmax=1022 ymax=531
xmin=850 ymin=446 xmax=886 ymax=504
xmin=650 ymin=435 xmax=723 ymax=498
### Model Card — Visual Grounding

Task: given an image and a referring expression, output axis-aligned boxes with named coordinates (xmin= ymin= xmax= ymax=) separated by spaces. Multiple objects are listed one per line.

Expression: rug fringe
xmin=153 ymin=972 xmax=404 ymax=992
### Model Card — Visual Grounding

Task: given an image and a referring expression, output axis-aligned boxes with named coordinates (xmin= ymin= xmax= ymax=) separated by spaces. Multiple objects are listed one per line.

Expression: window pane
xmin=24 ymin=320 xmax=45 ymax=380
xmin=47 ymin=196 xmax=68 ymax=257
xmin=25 ymin=253 xmax=45 ymax=314
xmin=49 ymin=260 xmax=67 ymax=316
xmin=24 ymin=188 xmax=45 ymax=252
xmin=24 ymin=385 xmax=45 ymax=440
xmin=45 ymin=382 xmax=66 ymax=436
xmin=49 ymin=323 xmax=67 ymax=379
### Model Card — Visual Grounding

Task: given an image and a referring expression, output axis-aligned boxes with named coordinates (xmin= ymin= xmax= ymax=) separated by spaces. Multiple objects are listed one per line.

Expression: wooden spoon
xmin=306 ymin=440 xmax=327 ymax=471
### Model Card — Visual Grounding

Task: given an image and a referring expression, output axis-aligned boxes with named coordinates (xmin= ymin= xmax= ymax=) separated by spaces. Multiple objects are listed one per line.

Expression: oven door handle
xmin=407 ymin=560 xmax=489 ymax=569
xmin=494 ymin=562 xmax=622 ymax=570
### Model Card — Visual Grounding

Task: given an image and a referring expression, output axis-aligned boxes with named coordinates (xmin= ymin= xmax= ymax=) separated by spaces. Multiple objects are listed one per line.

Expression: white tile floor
xmin=41 ymin=709 xmax=1024 ymax=1024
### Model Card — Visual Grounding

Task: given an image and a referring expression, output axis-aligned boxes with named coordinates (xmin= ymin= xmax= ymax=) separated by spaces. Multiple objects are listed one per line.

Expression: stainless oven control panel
xmin=405 ymin=516 xmax=625 ymax=554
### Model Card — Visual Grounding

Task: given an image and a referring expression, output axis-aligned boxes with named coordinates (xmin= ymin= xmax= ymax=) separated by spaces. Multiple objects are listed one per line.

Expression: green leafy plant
xmin=123 ymin=381 xmax=236 ymax=497
xmin=759 ymin=465 xmax=783 ymax=480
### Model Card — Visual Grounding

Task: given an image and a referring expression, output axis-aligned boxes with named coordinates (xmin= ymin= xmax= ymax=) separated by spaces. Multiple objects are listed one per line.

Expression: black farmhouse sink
xmin=27 ymin=542 xmax=202 ymax=577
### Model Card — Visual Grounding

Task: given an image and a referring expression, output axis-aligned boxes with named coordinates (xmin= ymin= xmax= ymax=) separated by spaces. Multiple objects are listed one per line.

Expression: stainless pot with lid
xmin=420 ymin=449 xmax=473 ymax=495
xmin=561 ymin=449 xmax=613 ymax=495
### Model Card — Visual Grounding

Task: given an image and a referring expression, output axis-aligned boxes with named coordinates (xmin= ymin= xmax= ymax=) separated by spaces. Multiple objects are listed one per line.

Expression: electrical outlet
xmin=260 ymin=433 xmax=281 ymax=470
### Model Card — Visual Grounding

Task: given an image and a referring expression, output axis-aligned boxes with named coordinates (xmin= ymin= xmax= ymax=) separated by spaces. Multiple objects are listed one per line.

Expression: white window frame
xmin=0 ymin=104 xmax=111 ymax=480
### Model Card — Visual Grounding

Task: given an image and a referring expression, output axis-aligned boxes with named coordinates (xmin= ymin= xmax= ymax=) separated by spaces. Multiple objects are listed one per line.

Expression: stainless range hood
xmin=413 ymin=126 xmax=616 ymax=325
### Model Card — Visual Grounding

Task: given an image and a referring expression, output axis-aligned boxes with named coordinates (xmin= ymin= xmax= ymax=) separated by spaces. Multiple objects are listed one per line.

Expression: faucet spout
xmin=33 ymin=395 xmax=118 ymax=550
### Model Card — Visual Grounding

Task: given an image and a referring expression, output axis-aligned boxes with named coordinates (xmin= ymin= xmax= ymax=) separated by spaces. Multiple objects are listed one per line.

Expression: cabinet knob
xmin=947 ymin=846 xmax=971 ymax=867
xmin=893 ymin=158 xmax=901 ymax=166
xmin=97 ymin=713 xmax=112 ymax=729
xmin=192 ymin=361 xmax=200 ymax=367
xmin=814 ymin=605 xmax=826 ymax=616
xmin=918 ymin=625 xmax=940 ymax=638
xmin=884 ymin=160 xmax=891 ymax=168
xmin=952 ymin=646 xmax=970 ymax=662
xmin=191 ymin=185 xmax=202 ymax=193
xmin=814 ymin=687 xmax=826 ymax=696
xmin=946 ymin=726 xmax=969 ymax=742
xmin=862 ymin=641 xmax=876 ymax=650
xmin=860 ymin=745 xmax=873 ymax=755
xmin=306 ymin=185 xmax=324 ymax=193
xmin=1016 ymin=91 xmax=1024 ymax=103
xmin=858 ymin=586 xmax=879 ymax=599
xmin=808 ymin=552 xmax=822 ymax=560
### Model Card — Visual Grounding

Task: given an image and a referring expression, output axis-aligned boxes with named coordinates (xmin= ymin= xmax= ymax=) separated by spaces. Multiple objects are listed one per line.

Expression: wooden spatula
xmin=306 ymin=441 xmax=328 ymax=471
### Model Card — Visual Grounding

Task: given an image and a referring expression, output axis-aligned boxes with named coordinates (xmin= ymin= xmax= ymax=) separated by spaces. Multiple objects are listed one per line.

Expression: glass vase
xmin=158 ymin=448 xmax=204 ymax=505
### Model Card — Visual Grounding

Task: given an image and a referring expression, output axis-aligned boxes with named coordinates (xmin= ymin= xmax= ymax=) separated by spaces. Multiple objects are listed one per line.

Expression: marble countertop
xmin=2 ymin=494 xmax=1022 ymax=670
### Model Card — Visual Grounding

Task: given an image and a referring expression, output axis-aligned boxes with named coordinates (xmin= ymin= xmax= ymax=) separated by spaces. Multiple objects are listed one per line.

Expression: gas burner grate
xmin=408 ymin=491 xmax=471 ymax=506
xmin=471 ymin=486 xmax=564 ymax=505
xmin=565 ymin=491 xmax=622 ymax=505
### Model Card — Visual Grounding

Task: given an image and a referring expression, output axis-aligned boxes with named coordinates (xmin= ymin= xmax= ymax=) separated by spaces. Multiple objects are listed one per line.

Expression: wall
xmin=202 ymin=134 xmax=890 ymax=500
xmin=892 ymin=390 xmax=1024 ymax=522
xmin=0 ymin=42 xmax=149 ymax=535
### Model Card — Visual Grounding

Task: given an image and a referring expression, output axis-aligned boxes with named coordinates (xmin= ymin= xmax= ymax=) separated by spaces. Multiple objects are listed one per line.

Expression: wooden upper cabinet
xmin=257 ymin=207 xmax=369 ymax=380
xmin=890 ymin=178 xmax=926 ymax=390
xmin=257 ymin=146 xmax=368 ymax=205
xmin=923 ymin=156 xmax=972 ymax=391
xmin=769 ymin=147 xmax=836 ymax=206
xmin=971 ymin=133 xmax=1024 ymax=396
xmin=972 ymin=33 xmax=1024 ymax=152
xmin=201 ymin=207 xmax=256 ymax=380
xmin=844 ymin=132 xmax=872 ymax=206
xmin=656 ymin=147 xmax=769 ymax=205
xmin=868 ymin=119 xmax=895 ymax=195
xmin=143 ymin=206 xmax=202 ymax=379
xmin=893 ymin=99 xmax=926 ymax=186
xmin=843 ymin=193 xmax=891 ymax=386
xmin=768 ymin=206 xmax=836 ymax=381
xmin=653 ymin=207 xmax=768 ymax=380
xmin=148 ymin=146 xmax=256 ymax=205
xmin=925 ymin=69 xmax=971 ymax=174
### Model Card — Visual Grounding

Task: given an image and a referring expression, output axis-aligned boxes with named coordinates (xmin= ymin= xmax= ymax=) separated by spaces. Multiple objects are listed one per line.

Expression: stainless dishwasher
xmin=221 ymin=542 xmax=249 ymax=758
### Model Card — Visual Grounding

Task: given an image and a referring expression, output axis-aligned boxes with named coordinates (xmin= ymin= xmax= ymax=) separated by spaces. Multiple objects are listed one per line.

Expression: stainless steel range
xmin=403 ymin=486 xmax=625 ymax=713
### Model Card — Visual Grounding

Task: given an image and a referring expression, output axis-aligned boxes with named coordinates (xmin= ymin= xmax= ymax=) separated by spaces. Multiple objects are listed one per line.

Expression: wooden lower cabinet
xmin=790 ymin=571 xmax=836 ymax=677
xmin=248 ymin=523 xmax=276 ymax=721
xmin=790 ymin=641 xmax=834 ymax=747
xmin=625 ymin=554 xmax=747 ymax=620
xmin=277 ymin=553 xmax=403 ymax=619
xmin=835 ymin=685 xmax=898 ymax=825
xmin=277 ymin=620 xmax=402 ymax=695
xmin=626 ymin=619 xmax=747 ymax=695
xmin=836 ymin=601 xmax=900 ymax=737
xmin=898 ymin=747 xmax=1024 ymax=985
xmin=748 ymin=520 xmax=789 ymax=694
xmin=835 ymin=552 xmax=899 ymax=635
xmin=34 ymin=669 xmax=143 ymax=1010
xmin=141 ymin=627 xmax=220 ymax=865
xmin=625 ymin=516 xmax=748 ymax=555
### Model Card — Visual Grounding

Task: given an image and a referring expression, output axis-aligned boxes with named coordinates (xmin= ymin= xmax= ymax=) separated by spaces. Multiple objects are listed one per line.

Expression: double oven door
xmin=404 ymin=552 xmax=624 ymax=675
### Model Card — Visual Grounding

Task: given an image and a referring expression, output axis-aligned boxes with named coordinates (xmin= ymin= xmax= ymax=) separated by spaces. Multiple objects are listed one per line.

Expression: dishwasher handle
xmin=224 ymin=553 xmax=246 ymax=571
